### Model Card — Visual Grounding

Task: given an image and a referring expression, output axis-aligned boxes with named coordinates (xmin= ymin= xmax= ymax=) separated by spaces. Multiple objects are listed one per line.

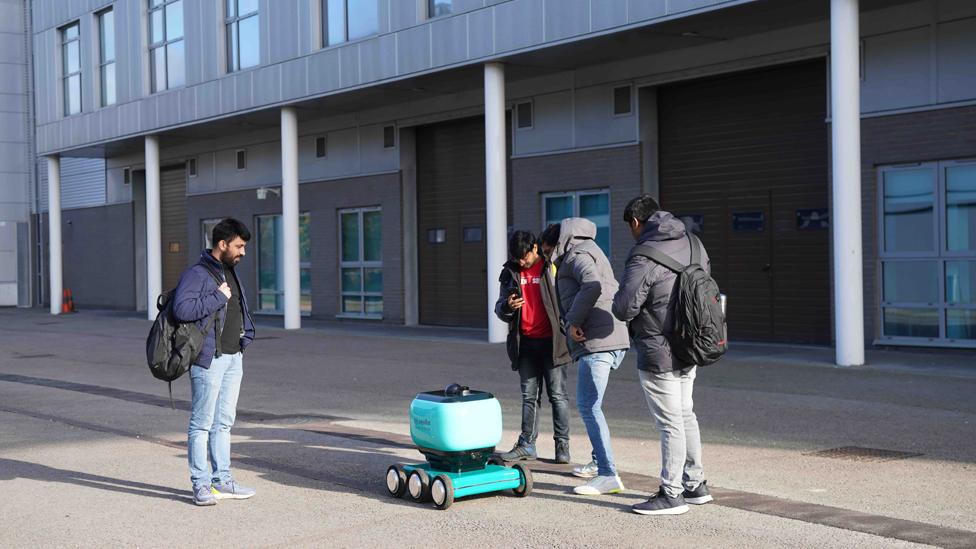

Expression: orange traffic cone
xmin=62 ymin=288 xmax=76 ymax=313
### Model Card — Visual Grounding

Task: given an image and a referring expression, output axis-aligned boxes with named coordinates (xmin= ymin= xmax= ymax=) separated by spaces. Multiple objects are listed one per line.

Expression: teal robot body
xmin=386 ymin=384 xmax=533 ymax=510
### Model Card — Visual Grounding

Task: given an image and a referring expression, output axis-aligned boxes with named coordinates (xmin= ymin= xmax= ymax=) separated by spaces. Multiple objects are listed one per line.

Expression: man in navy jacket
xmin=173 ymin=218 xmax=256 ymax=506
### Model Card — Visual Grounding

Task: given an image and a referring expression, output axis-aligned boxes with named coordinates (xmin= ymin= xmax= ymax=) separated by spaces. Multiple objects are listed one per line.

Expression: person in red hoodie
xmin=493 ymin=230 xmax=572 ymax=463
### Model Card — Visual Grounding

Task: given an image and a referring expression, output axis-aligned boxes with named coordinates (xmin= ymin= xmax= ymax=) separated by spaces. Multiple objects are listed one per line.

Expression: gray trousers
xmin=638 ymin=366 xmax=705 ymax=497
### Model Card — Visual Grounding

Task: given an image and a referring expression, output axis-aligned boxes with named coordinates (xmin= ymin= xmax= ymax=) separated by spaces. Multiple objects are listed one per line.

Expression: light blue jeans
xmin=639 ymin=366 xmax=704 ymax=497
xmin=188 ymin=352 xmax=243 ymax=488
xmin=576 ymin=350 xmax=625 ymax=477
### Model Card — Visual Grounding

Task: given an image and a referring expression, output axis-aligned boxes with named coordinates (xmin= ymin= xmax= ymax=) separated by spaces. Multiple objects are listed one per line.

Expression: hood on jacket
xmin=638 ymin=211 xmax=687 ymax=244
xmin=552 ymin=217 xmax=597 ymax=264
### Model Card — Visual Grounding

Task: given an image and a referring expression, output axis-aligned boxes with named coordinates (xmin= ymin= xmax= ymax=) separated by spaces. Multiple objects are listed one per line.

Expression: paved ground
xmin=1 ymin=307 xmax=975 ymax=548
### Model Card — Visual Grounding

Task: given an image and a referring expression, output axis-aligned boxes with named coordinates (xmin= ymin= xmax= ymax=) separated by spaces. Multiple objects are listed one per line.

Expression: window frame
xmin=514 ymin=100 xmax=533 ymax=131
xmin=877 ymin=160 xmax=976 ymax=348
xmin=541 ymin=188 xmax=611 ymax=255
xmin=254 ymin=212 xmax=313 ymax=315
xmin=338 ymin=206 xmax=383 ymax=319
xmin=428 ymin=0 xmax=453 ymax=19
xmin=225 ymin=0 xmax=260 ymax=73
xmin=148 ymin=0 xmax=186 ymax=93
xmin=60 ymin=21 xmax=82 ymax=116
xmin=321 ymin=0 xmax=379 ymax=48
xmin=97 ymin=7 xmax=116 ymax=107
xmin=612 ymin=84 xmax=633 ymax=117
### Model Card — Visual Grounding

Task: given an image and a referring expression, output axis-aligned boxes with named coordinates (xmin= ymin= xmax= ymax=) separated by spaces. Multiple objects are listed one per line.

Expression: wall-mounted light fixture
xmin=256 ymin=187 xmax=281 ymax=200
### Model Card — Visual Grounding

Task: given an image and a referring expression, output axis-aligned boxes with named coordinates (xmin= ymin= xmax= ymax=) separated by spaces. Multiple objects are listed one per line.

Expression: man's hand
xmin=569 ymin=324 xmax=586 ymax=342
xmin=217 ymin=282 xmax=231 ymax=299
xmin=507 ymin=294 xmax=524 ymax=310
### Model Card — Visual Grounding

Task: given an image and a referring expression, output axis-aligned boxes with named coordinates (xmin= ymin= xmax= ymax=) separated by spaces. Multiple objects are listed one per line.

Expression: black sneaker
xmin=682 ymin=480 xmax=713 ymax=505
xmin=498 ymin=444 xmax=537 ymax=461
xmin=632 ymin=488 xmax=690 ymax=515
xmin=554 ymin=441 xmax=570 ymax=464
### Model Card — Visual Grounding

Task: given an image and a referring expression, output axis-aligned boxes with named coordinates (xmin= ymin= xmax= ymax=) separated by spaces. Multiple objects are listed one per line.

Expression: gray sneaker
xmin=193 ymin=485 xmax=216 ymax=506
xmin=211 ymin=480 xmax=256 ymax=500
xmin=572 ymin=460 xmax=599 ymax=478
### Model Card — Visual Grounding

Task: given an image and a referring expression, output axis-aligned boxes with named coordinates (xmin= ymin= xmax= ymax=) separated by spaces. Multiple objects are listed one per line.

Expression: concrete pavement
xmin=1 ymin=307 xmax=974 ymax=548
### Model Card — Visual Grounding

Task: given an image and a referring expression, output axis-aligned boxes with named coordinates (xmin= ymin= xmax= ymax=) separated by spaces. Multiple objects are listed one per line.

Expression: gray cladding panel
xmin=592 ymin=0 xmax=628 ymax=31
xmin=544 ymin=0 xmax=589 ymax=41
xmin=431 ymin=15 xmax=467 ymax=67
xmin=494 ymin=0 xmax=543 ymax=53
xmin=466 ymin=8 xmax=494 ymax=59
xmin=34 ymin=0 xmax=765 ymax=154
xmin=268 ymin=0 xmax=301 ymax=64
xmin=513 ymin=90 xmax=573 ymax=155
xmin=359 ymin=124 xmax=397 ymax=171
xmin=0 ymin=0 xmax=23 ymax=34
xmin=574 ymin=83 xmax=635 ymax=147
xmin=627 ymin=0 xmax=666 ymax=22
xmin=360 ymin=34 xmax=398 ymax=82
xmin=308 ymin=48 xmax=341 ymax=94
xmin=397 ymin=24 xmax=431 ymax=76
xmin=862 ymin=26 xmax=931 ymax=112
xmin=58 ymin=203 xmax=136 ymax=309
xmin=937 ymin=17 xmax=976 ymax=103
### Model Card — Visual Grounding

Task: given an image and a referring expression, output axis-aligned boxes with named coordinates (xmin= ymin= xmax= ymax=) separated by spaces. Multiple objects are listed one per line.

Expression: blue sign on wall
xmin=732 ymin=212 xmax=765 ymax=232
xmin=796 ymin=208 xmax=829 ymax=230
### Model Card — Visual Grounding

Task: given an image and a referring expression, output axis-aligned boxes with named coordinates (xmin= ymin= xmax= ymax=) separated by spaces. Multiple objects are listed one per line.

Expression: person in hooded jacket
xmin=540 ymin=218 xmax=630 ymax=496
xmin=612 ymin=194 xmax=714 ymax=516
xmin=493 ymin=230 xmax=572 ymax=464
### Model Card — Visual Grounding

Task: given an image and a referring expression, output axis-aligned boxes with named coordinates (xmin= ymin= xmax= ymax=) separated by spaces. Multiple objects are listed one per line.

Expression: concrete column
xmin=280 ymin=106 xmax=301 ymax=330
xmin=484 ymin=62 xmax=507 ymax=343
xmin=830 ymin=0 xmax=865 ymax=366
xmin=145 ymin=135 xmax=162 ymax=320
xmin=399 ymin=127 xmax=419 ymax=326
xmin=46 ymin=155 xmax=62 ymax=315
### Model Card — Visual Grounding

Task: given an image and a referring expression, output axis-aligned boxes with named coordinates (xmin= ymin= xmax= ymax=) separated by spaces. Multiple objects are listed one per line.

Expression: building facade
xmin=11 ymin=0 xmax=976 ymax=358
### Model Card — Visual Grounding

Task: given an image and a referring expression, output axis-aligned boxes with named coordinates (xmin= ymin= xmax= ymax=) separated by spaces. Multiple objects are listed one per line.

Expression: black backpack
xmin=146 ymin=272 xmax=220 ymax=405
xmin=630 ymin=235 xmax=728 ymax=367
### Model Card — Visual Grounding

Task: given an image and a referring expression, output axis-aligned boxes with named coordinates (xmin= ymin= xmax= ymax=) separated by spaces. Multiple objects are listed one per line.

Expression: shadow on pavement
xmin=0 ymin=457 xmax=190 ymax=504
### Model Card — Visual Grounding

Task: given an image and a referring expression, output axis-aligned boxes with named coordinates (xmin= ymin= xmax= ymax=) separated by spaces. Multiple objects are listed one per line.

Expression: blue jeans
xmin=188 ymin=352 xmax=243 ymax=488
xmin=576 ymin=350 xmax=625 ymax=477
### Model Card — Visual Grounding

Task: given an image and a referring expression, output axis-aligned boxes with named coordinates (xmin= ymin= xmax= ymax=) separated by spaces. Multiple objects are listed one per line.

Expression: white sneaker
xmin=573 ymin=474 xmax=625 ymax=495
xmin=571 ymin=460 xmax=599 ymax=478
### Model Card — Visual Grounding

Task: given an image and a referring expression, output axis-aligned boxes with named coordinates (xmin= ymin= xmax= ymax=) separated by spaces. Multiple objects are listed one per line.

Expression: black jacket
xmin=612 ymin=211 xmax=711 ymax=373
xmin=493 ymin=260 xmax=571 ymax=370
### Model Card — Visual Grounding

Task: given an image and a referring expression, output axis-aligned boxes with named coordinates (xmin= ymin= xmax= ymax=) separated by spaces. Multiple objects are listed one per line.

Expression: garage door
xmin=416 ymin=116 xmax=510 ymax=328
xmin=160 ymin=166 xmax=187 ymax=292
xmin=659 ymin=60 xmax=831 ymax=344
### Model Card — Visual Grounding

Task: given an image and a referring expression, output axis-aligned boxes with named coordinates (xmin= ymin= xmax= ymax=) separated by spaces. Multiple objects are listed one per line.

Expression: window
xmin=879 ymin=161 xmax=976 ymax=346
xmin=61 ymin=22 xmax=81 ymax=115
xmin=543 ymin=190 xmax=611 ymax=256
xmin=516 ymin=101 xmax=533 ymax=130
xmin=429 ymin=0 xmax=452 ymax=18
xmin=201 ymin=218 xmax=222 ymax=249
xmin=123 ymin=167 xmax=132 ymax=185
xmin=149 ymin=0 xmax=185 ymax=92
xmin=236 ymin=149 xmax=247 ymax=170
xmin=186 ymin=157 xmax=197 ymax=177
xmin=315 ymin=136 xmax=327 ymax=158
xmin=98 ymin=8 xmax=116 ymax=106
xmin=613 ymin=85 xmax=632 ymax=116
xmin=226 ymin=0 xmax=259 ymax=72
xmin=322 ymin=0 xmax=378 ymax=47
xmin=383 ymin=125 xmax=396 ymax=149
xmin=256 ymin=213 xmax=312 ymax=314
xmin=340 ymin=207 xmax=382 ymax=317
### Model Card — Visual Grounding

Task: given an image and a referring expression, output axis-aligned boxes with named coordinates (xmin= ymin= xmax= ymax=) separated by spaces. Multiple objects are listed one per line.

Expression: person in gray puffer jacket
xmin=612 ymin=194 xmax=714 ymax=516
xmin=540 ymin=218 xmax=629 ymax=496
